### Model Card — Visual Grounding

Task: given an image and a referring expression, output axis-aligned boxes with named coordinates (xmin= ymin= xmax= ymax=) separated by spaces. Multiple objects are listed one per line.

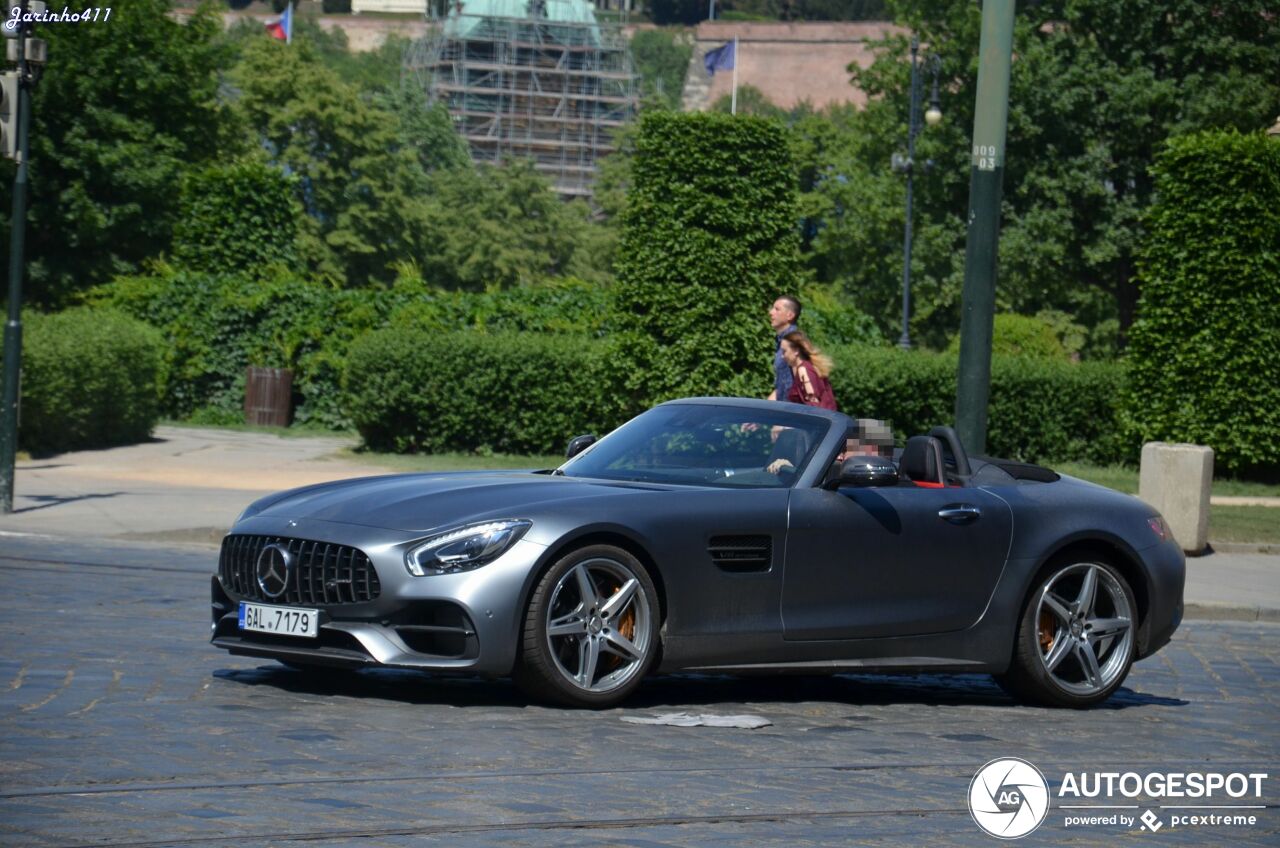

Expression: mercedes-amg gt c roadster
xmin=211 ymin=398 xmax=1184 ymax=707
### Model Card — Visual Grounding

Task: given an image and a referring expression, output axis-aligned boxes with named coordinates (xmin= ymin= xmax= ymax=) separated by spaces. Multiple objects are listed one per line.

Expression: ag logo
xmin=968 ymin=758 xmax=1050 ymax=839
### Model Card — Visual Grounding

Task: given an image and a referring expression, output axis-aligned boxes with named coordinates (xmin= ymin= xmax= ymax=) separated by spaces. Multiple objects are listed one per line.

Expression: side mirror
xmin=565 ymin=433 xmax=597 ymax=459
xmin=836 ymin=455 xmax=898 ymax=488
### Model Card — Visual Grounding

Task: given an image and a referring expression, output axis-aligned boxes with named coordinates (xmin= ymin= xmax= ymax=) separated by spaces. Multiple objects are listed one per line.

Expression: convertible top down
xmin=211 ymin=398 xmax=1184 ymax=707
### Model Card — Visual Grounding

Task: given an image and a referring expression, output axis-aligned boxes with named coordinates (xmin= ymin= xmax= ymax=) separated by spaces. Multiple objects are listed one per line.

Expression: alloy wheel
xmin=1034 ymin=562 xmax=1134 ymax=697
xmin=544 ymin=557 xmax=653 ymax=694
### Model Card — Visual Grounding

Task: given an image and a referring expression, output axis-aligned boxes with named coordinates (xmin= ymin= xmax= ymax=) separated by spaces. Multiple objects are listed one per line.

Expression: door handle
xmin=938 ymin=505 xmax=981 ymax=524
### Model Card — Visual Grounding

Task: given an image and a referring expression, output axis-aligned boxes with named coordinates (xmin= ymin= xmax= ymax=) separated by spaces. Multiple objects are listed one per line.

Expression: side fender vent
xmin=708 ymin=535 xmax=772 ymax=573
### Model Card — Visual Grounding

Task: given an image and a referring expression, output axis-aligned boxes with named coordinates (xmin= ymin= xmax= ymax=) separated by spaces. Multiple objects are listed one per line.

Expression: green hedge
xmin=828 ymin=345 xmax=1127 ymax=465
xmin=1124 ymin=130 xmax=1280 ymax=476
xmin=6 ymin=308 xmax=164 ymax=454
xmin=93 ymin=267 xmax=400 ymax=429
xmin=611 ymin=112 xmax=805 ymax=410
xmin=345 ymin=330 xmax=611 ymax=455
xmin=344 ymin=332 xmax=1126 ymax=464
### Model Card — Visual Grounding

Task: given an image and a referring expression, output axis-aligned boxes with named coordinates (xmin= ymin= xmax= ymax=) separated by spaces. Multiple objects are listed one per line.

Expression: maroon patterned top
xmin=786 ymin=360 xmax=837 ymax=410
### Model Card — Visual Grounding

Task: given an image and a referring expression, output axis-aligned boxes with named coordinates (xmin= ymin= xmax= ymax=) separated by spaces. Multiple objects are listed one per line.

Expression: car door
xmin=781 ymin=484 xmax=1013 ymax=640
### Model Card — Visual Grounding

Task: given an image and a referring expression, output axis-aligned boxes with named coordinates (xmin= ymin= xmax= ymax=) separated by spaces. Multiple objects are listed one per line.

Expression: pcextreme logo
xmin=967 ymin=759 xmax=1271 ymax=839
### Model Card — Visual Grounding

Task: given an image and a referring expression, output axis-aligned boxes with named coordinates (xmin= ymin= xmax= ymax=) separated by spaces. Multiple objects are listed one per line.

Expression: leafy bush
xmin=946 ymin=313 xmax=1070 ymax=361
xmin=173 ymin=159 xmax=301 ymax=277
xmin=345 ymin=331 xmax=611 ymax=455
xmin=1123 ymin=131 xmax=1280 ymax=476
xmin=387 ymin=276 xmax=613 ymax=337
xmin=92 ymin=267 xmax=405 ymax=428
xmin=612 ymin=111 xmax=804 ymax=412
xmin=4 ymin=308 xmax=164 ymax=454
xmin=829 ymin=345 xmax=1127 ymax=465
xmin=800 ymin=285 xmax=889 ymax=348
xmin=93 ymin=269 xmax=624 ymax=432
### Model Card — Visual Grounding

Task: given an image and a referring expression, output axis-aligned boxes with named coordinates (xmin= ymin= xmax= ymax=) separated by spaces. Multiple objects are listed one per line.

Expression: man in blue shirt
xmin=766 ymin=295 xmax=801 ymax=401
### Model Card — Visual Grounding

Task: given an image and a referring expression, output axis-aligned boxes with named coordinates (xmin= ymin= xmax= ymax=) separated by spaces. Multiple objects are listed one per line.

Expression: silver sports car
xmin=211 ymin=398 xmax=1184 ymax=708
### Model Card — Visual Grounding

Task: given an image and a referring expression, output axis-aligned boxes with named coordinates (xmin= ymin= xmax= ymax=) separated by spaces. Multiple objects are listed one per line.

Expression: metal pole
xmin=730 ymin=35 xmax=738 ymax=115
xmin=1 ymin=22 xmax=29 ymax=513
xmin=954 ymin=0 xmax=1015 ymax=454
xmin=898 ymin=36 xmax=921 ymax=350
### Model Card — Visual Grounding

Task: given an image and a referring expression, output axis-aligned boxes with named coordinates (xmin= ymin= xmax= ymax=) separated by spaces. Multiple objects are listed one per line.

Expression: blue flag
xmin=704 ymin=40 xmax=735 ymax=77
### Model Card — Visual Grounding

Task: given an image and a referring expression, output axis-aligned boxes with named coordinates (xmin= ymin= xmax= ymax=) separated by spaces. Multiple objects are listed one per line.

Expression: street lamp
xmin=1 ymin=0 xmax=48 ymax=514
xmin=891 ymin=36 xmax=942 ymax=350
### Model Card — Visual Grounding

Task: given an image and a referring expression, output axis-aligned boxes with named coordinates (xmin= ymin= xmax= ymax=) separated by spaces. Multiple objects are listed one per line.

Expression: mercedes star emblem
xmin=255 ymin=543 xmax=293 ymax=600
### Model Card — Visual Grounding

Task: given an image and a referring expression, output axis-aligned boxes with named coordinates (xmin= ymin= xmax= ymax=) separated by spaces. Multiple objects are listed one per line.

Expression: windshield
xmin=559 ymin=404 xmax=831 ymax=488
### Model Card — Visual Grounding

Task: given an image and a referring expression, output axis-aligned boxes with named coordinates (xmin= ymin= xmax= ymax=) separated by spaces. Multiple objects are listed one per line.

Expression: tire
xmin=515 ymin=545 xmax=660 ymax=708
xmin=996 ymin=558 xmax=1137 ymax=708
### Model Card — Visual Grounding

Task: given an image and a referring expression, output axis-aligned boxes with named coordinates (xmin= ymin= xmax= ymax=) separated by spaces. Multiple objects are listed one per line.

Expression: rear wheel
xmin=515 ymin=545 xmax=659 ymax=708
xmin=997 ymin=559 xmax=1136 ymax=707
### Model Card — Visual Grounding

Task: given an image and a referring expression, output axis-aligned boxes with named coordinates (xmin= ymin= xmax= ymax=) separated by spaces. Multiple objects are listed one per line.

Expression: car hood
xmin=243 ymin=471 xmax=664 ymax=533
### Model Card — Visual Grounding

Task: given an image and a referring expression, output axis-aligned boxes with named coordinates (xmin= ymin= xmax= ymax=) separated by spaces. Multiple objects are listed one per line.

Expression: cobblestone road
xmin=1 ymin=536 xmax=1276 ymax=847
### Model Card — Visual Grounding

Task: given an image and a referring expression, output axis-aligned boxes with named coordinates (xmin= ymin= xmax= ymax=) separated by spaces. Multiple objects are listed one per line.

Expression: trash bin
xmin=244 ymin=366 xmax=293 ymax=427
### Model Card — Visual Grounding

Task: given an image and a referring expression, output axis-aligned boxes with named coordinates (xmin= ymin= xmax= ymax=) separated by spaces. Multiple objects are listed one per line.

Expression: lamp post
xmin=1 ymin=0 xmax=48 ymax=514
xmin=891 ymin=36 xmax=942 ymax=350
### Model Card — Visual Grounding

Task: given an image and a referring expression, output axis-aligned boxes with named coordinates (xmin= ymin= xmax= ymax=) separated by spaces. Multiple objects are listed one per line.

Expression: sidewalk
xmin=0 ymin=426 xmax=1276 ymax=622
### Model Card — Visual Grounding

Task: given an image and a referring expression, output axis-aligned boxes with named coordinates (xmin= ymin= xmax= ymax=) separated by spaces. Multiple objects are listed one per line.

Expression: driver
xmin=823 ymin=419 xmax=894 ymax=483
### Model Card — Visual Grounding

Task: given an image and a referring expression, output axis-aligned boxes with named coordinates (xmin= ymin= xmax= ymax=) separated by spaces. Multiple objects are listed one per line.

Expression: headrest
xmin=900 ymin=435 xmax=945 ymax=485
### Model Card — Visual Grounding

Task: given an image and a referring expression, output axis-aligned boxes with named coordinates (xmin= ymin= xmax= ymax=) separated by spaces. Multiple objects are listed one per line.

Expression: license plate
xmin=238 ymin=602 xmax=319 ymax=638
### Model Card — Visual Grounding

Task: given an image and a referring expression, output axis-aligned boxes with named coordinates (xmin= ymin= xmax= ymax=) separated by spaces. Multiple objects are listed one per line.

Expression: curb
xmin=1183 ymin=603 xmax=1280 ymax=624
xmin=1206 ymin=541 xmax=1280 ymax=555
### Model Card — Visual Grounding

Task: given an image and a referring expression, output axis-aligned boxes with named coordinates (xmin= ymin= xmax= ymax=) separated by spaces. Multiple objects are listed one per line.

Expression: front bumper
xmin=209 ymin=520 xmax=548 ymax=676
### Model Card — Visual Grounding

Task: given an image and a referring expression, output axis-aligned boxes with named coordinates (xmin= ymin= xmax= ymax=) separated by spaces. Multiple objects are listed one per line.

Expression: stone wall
xmin=685 ymin=20 xmax=903 ymax=112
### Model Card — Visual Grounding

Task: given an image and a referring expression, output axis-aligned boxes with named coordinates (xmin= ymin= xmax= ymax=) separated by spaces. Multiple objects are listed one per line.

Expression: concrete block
xmin=1139 ymin=442 xmax=1213 ymax=555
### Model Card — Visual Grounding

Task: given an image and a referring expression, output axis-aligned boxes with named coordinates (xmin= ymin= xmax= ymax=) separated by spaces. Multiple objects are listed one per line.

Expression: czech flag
xmin=265 ymin=2 xmax=292 ymax=42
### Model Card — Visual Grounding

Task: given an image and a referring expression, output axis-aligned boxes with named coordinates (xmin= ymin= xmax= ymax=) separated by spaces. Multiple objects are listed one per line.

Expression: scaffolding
xmin=405 ymin=0 xmax=639 ymax=198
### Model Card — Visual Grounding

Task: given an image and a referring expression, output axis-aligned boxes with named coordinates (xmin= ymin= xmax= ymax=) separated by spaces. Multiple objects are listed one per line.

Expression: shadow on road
xmin=13 ymin=491 xmax=124 ymax=514
xmin=212 ymin=665 xmax=1188 ymax=711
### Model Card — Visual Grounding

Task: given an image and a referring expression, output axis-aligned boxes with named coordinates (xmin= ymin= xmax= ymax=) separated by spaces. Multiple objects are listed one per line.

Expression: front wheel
xmin=997 ymin=559 xmax=1137 ymax=708
xmin=515 ymin=545 xmax=660 ymax=707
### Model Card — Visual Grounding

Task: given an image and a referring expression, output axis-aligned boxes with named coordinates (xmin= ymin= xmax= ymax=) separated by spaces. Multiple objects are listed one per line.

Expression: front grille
xmin=219 ymin=535 xmax=381 ymax=605
xmin=708 ymin=535 xmax=773 ymax=572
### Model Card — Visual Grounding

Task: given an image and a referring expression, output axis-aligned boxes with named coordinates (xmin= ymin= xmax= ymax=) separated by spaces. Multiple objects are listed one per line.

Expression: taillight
xmin=1147 ymin=516 xmax=1171 ymax=541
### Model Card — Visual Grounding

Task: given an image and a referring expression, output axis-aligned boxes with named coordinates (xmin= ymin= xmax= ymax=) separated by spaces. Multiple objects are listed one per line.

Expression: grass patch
xmin=1208 ymin=506 xmax=1280 ymax=544
xmin=339 ymin=448 xmax=563 ymax=473
xmin=1054 ymin=462 xmax=1138 ymax=494
xmin=1052 ymin=461 xmax=1280 ymax=499
xmin=1054 ymin=461 xmax=1279 ymax=544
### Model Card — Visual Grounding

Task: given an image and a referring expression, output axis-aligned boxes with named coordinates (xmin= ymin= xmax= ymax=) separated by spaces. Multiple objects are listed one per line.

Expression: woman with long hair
xmin=779 ymin=330 xmax=836 ymax=411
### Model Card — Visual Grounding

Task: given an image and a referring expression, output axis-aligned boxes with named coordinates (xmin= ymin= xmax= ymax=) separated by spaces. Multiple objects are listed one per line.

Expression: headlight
xmin=404 ymin=520 xmax=532 ymax=576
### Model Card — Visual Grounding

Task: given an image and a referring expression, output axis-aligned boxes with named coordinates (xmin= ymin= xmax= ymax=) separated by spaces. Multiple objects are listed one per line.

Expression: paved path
xmin=0 ymin=537 xmax=1276 ymax=847
xmin=1 ymin=426 xmax=1277 ymax=621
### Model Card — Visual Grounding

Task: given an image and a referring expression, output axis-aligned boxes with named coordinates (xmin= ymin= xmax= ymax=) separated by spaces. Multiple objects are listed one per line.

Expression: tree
xmin=809 ymin=0 xmax=1280 ymax=348
xmin=629 ymin=29 xmax=692 ymax=111
xmin=709 ymin=85 xmax=787 ymax=119
xmin=380 ymin=86 xmax=471 ymax=174
xmin=611 ymin=112 xmax=804 ymax=409
xmin=0 ymin=0 xmax=237 ymax=306
xmin=416 ymin=160 xmax=588 ymax=290
xmin=230 ymin=37 xmax=430 ymax=286
xmin=1123 ymin=131 xmax=1280 ymax=477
